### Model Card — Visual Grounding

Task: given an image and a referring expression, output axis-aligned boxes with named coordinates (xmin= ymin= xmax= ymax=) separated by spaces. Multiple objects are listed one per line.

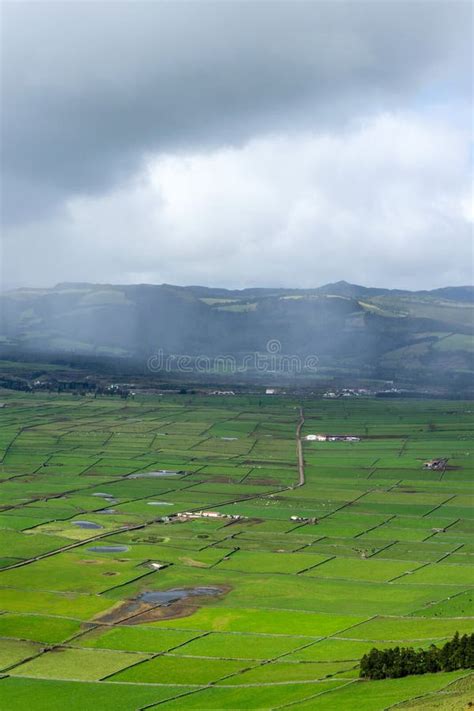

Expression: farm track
xmin=295 ymin=407 xmax=305 ymax=488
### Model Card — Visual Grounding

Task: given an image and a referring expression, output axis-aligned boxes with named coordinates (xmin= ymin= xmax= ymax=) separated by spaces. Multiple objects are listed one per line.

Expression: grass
xmin=0 ymin=393 xmax=472 ymax=709
xmin=347 ymin=616 xmax=474 ymax=641
xmin=288 ymin=671 xmax=470 ymax=710
xmin=0 ymin=639 xmax=43 ymax=671
xmin=0 ymin=677 xmax=191 ymax=711
xmin=76 ymin=626 xmax=200 ymax=653
xmin=109 ymin=654 xmax=247 ymax=684
xmin=396 ymin=673 xmax=474 ymax=709
xmin=149 ymin=680 xmax=348 ymax=709
xmin=9 ymin=647 xmax=151 ymax=681
xmin=0 ymin=614 xmax=82 ymax=644
xmin=217 ymin=659 xmax=358 ymax=684
xmin=147 ymin=606 xmax=366 ymax=636
xmin=171 ymin=630 xmax=316 ymax=660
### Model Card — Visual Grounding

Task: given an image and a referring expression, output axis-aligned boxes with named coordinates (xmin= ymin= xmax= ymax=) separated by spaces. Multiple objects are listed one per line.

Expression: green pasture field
xmin=76 ymin=625 xmax=201 ymax=653
xmin=152 ymin=680 xmax=349 ymax=710
xmin=0 ymin=613 xmax=82 ymax=644
xmin=0 ymin=677 xmax=193 ymax=711
xmin=0 ymin=393 xmax=472 ymax=709
xmin=9 ymin=646 xmax=152 ymax=681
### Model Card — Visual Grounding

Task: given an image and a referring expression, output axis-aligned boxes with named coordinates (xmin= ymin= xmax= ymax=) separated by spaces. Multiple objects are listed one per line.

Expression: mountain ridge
xmin=10 ymin=279 xmax=472 ymax=302
xmin=1 ymin=280 xmax=472 ymax=385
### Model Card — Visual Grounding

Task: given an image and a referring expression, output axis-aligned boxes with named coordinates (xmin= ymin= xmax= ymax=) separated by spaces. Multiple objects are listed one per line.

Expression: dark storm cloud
xmin=1 ymin=0 xmax=471 ymax=225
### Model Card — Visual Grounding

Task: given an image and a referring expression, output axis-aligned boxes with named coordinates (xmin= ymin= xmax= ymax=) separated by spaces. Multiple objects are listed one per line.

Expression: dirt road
xmin=295 ymin=406 xmax=305 ymax=488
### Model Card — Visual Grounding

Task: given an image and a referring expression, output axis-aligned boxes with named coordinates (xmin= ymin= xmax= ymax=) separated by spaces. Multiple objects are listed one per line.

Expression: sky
xmin=1 ymin=0 xmax=472 ymax=291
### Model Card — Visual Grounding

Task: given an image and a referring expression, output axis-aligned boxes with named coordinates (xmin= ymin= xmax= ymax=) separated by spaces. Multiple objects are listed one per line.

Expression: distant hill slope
xmin=1 ymin=281 xmax=473 ymax=384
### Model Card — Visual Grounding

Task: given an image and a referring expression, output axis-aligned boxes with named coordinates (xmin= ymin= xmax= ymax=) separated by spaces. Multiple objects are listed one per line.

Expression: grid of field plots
xmin=0 ymin=394 xmax=472 ymax=710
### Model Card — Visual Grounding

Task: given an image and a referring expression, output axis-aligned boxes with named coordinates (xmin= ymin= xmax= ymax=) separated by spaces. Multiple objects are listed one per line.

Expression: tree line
xmin=360 ymin=632 xmax=474 ymax=680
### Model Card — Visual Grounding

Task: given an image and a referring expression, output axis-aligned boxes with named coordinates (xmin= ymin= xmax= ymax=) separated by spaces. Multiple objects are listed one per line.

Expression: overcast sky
xmin=1 ymin=1 xmax=472 ymax=290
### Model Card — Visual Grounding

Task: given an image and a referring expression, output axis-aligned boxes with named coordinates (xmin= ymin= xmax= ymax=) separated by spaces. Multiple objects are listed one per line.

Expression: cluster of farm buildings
xmin=305 ymin=434 xmax=360 ymax=442
xmin=323 ymin=388 xmax=371 ymax=398
xmin=290 ymin=515 xmax=318 ymax=523
xmin=171 ymin=510 xmax=242 ymax=522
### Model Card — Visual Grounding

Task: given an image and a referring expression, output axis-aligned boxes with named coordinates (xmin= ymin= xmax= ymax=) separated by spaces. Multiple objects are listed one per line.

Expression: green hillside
xmin=1 ymin=281 xmax=472 ymax=385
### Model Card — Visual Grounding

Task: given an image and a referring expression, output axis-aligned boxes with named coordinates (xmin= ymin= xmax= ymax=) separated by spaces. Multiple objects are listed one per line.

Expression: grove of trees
xmin=359 ymin=632 xmax=474 ymax=680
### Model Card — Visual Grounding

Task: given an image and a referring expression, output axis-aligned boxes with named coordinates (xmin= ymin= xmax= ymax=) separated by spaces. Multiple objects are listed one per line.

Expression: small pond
xmin=139 ymin=586 xmax=222 ymax=606
xmin=130 ymin=470 xmax=181 ymax=479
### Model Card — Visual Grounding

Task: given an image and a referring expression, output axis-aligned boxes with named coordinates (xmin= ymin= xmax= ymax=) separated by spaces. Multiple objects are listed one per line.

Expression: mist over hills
xmin=1 ymin=281 xmax=473 ymax=386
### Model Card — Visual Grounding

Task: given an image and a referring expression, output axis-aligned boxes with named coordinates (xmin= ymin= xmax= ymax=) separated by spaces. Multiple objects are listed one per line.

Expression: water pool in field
xmin=129 ymin=470 xmax=181 ymax=478
xmin=139 ymin=587 xmax=223 ymax=606
xmin=72 ymin=520 xmax=103 ymax=530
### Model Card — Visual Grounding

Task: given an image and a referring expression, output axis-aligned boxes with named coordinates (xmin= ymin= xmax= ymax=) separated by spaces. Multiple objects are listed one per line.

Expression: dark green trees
xmin=360 ymin=632 xmax=474 ymax=680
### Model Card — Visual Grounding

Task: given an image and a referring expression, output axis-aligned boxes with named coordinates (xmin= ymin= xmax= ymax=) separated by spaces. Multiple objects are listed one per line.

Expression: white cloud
xmin=4 ymin=112 xmax=472 ymax=290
